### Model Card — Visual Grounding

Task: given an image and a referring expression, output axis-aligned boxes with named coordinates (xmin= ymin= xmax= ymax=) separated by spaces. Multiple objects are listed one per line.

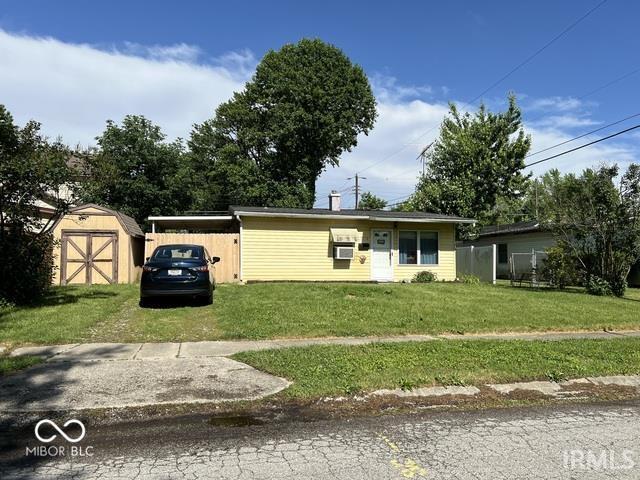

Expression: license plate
xmin=167 ymin=269 xmax=182 ymax=276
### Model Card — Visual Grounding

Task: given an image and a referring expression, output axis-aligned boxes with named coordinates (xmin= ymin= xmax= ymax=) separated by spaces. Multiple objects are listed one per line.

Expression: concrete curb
xmin=370 ymin=375 xmax=640 ymax=400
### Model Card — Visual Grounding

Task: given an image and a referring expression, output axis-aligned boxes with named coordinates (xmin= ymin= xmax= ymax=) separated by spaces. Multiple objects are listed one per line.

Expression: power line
xmin=576 ymin=66 xmax=640 ymax=101
xmin=467 ymin=0 xmax=609 ymax=105
xmin=526 ymin=112 xmax=640 ymax=158
xmin=525 ymin=123 xmax=640 ymax=168
xmin=350 ymin=0 xmax=609 ymax=178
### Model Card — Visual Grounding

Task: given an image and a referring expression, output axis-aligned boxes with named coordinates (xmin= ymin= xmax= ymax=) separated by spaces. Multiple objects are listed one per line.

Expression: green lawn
xmin=0 ymin=282 xmax=639 ymax=346
xmin=233 ymin=338 xmax=640 ymax=398
xmin=0 ymin=355 xmax=42 ymax=376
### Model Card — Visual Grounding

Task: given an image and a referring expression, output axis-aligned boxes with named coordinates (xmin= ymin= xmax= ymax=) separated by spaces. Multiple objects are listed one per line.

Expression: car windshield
xmin=152 ymin=246 xmax=203 ymax=260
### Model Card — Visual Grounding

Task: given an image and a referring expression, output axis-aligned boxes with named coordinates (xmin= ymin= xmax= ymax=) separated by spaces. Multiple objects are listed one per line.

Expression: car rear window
xmin=152 ymin=246 xmax=203 ymax=260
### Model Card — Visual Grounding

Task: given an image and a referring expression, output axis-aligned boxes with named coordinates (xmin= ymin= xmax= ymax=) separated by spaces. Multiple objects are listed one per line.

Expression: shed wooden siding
xmin=144 ymin=233 xmax=240 ymax=283
xmin=240 ymin=217 xmax=457 ymax=282
xmin=52 ymin=209 xmax=137 ymax=284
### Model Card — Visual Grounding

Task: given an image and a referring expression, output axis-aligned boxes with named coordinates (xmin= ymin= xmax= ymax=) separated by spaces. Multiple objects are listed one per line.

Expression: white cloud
xmin=528 ymin=96 xmax=587 ymax=112
xmin=0 ymin=29 xmax=252 ymax=146
xmin=531 ymin=115 xmax=600 ymax=129
xmin=370 ymin=73 xmax=433 ymax=103
xmin=119 ymin=41 xmax=204 ymax=63
xmin=315 ymin=99 xmax=451 ymax=208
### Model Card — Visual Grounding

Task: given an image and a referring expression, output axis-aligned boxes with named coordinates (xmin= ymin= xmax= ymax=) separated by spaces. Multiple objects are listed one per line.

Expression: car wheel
xmin=139 ymin=297 xmax=149 ymax=308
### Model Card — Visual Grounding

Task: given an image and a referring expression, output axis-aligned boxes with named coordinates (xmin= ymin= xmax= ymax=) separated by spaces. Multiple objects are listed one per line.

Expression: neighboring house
xmin=147 ymin=192 xmax=475 ymax=283
xmin=462 ymin=220 xmax=640 ymax=287
xmin=461 ymin=221 xmax=555 ymax=279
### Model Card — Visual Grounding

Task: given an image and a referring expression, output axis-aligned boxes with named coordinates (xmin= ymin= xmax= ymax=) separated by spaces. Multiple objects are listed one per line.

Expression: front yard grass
xmin=233 ymin=338 xmax=640 ymax=398
xmin=0 ymin=282 xmax=639 ymax=346
xmin=0 ymin=355 xmax=42 ymax=376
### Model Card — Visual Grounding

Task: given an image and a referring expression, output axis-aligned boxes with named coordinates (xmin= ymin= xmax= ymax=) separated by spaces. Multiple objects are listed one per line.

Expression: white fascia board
xmin=233 ymin=211 xmax=475 ymax=224
xmin=147 ymin=215 xmax=234 ymax=221
xmin=369 ymin=216 xmax=476 ymax=224
xmin=233 ymin=211 xmax=365 ymax=220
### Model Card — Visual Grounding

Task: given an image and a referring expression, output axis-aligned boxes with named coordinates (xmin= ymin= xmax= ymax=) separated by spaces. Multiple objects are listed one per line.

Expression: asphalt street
xmin=1 ymin=400 xmax=639 ymax=479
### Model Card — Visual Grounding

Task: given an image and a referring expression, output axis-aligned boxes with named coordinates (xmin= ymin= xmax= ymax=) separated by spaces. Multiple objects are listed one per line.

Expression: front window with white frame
xmin=398 ymin=231 xmax=438 ymax=265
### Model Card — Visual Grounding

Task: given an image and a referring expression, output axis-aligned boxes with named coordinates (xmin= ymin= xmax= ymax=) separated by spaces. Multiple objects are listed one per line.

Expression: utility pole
xmin=347 ymin=174 xmax=366 ymax=209
xmin=416 ymin=142 xmax=434 ymax=177
xmin=534 ymin=180 xmax=539 ymax=219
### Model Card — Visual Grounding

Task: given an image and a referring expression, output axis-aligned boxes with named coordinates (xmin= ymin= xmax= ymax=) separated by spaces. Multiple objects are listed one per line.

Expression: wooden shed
xmin=52 ymin=204 xmax=145 ymax=285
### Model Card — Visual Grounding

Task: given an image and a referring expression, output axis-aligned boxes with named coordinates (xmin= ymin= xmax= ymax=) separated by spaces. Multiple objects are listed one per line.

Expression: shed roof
xmin=68 ymin=204 xmax=144 ymax=238
xmin=477 ymin=220 xmax=544 ymax=238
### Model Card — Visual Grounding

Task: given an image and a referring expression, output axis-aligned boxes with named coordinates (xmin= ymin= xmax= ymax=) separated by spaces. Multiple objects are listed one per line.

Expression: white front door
xmin=371 ymin=230 xmax=393 ymax=281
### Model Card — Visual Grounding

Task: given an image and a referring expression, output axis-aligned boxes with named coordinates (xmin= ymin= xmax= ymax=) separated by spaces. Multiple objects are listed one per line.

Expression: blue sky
xmin=1 ymin=0 xmax=639 ymax=208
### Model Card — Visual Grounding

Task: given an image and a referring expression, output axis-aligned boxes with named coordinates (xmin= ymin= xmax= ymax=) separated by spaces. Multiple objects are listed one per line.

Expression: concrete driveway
xmin=0 ymin=343 xmax=290 ymax=412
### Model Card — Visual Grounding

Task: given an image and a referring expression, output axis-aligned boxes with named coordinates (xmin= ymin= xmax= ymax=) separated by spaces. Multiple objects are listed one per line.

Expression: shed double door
xmin=60 ymin=231 xmax=118 ymax=285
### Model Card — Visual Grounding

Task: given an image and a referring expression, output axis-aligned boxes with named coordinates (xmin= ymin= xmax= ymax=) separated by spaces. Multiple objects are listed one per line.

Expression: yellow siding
xmin=52 ymin=209 xmax=130 ymax=285
xmin=392 ymin=223 xmax=457 ymax=282
xmin=241 ymin=217 xmax=457 ymax=282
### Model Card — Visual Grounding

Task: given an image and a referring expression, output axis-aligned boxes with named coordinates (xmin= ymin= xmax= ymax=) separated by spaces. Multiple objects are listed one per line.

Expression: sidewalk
xmin=3 ymin=330 xmax=639 ymax=413
xmin=9 ymin=329 xmax=640 ymax=361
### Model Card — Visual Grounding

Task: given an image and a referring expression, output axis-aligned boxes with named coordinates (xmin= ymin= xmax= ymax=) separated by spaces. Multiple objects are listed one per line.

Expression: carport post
xmin=151 ymin=221 xmax=156 ymax=233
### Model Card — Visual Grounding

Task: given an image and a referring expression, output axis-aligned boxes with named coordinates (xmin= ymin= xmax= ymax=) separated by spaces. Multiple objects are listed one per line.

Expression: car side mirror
xmin=145 ymin=257 xmax=150 ymax=262
xmin=211 ymin=256 xmax=221 ymax=264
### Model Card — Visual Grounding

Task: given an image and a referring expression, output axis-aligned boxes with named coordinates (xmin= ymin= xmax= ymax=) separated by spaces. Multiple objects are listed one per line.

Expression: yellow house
xmin=149 ymin=193 xmax=474 ymax=283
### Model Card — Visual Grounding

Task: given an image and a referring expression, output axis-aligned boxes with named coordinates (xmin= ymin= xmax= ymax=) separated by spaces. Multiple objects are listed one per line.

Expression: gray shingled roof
xmin=116 ymin=211 xmax=145 ymax=237
xmin=478 ymin=220 xmax=544 ymax=237
xmin=229 ymin=206 xmax=475 ymax=223
xmin=69 ymin=204 xmax=144 ymax=237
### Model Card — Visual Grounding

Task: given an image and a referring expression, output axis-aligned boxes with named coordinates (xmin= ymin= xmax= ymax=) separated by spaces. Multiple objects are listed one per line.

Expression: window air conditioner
xmin=334 ymin=245 xmax=354 ymax=260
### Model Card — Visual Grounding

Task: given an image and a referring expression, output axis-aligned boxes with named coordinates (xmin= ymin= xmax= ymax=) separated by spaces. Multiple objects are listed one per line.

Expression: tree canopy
xmin=80 ymin=115 xmax=191 ymax=227
xmin=541 ymin=164 xmax=640 ymax=296
xmin=0 ymin=104 xmax=73 ymax=303
xmin=405 ymin=95 xmax=531 ymax=235
xmin=189 ymin=38 xmax=377 ymax=210
xmin=357 ymin=192 xmax=387 ymax=210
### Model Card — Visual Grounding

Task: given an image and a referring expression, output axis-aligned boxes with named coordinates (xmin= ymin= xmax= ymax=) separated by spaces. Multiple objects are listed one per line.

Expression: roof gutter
xmin=233 ymin=211 xmax=475 ymax=224
xmin=147 ymin=215 xmax=234 ymax=221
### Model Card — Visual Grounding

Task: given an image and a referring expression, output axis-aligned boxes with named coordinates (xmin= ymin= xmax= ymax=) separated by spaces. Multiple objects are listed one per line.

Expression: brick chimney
xmin=328 ymin=191 xmax=341 ymax=211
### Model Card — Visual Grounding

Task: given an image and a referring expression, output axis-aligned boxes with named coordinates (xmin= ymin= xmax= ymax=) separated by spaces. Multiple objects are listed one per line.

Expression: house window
xmin=399 ymin=231 xmax=439 ymax=265
xmin=498 ymin=243 xmax=508 ymax=264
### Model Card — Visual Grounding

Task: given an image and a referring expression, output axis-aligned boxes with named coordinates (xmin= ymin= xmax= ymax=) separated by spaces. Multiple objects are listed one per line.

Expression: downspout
xmin=235 ymin=214 xmax=243 ymax=283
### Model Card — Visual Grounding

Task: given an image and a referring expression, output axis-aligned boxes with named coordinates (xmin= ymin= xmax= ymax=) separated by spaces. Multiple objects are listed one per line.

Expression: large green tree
xmin=406 ymin=95 xmax=531 ymax=234
xmin=0 ymin=105 xmax=73 ymax=303
xmin=543 ymin=164 xmax=640 ymax=296
xmin=81 ymin=115 xmax=191 ymax=227
xmin=189 ymin=38 xmax=377 ymax=210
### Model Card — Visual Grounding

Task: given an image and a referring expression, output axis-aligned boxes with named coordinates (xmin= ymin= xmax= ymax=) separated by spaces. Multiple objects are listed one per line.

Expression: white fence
xmin=456 ymin=245 xmax=496 ymax=284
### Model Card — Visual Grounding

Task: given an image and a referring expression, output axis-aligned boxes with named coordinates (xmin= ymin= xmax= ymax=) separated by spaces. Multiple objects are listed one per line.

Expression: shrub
xmin=542 ymin=246 xmax=580 ymax=289
xmin=585 ymin=275 xmax=612 ymax=296
xmin=609 ymin=276 xmax=627 ymax=298
xmin=0 ymin=232 xmax=54 ymax=305
xmin=412 ymin=270 xmax=437 ymax=283
xmin=459 ymin=274 xmax=480 ymax=284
